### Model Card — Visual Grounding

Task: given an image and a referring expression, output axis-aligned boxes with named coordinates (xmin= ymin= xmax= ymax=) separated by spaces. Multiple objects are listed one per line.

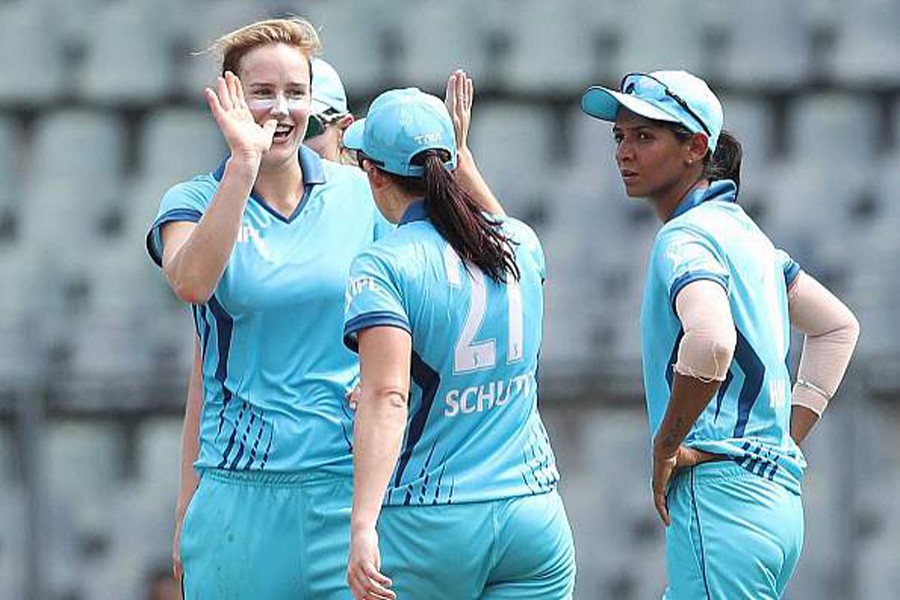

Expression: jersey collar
xmin=212 ymin=145 xmax=327 ymax=186
xmin=668 ymin=179 xmax=737 ymax=221
xmin=211 ymin=145 xmax=327 ymax=223
xmin=399 ymin=199 xmax=428 ymax=226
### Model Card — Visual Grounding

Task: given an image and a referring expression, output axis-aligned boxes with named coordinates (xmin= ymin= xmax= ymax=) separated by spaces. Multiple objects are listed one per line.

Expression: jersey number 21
xmin=444 ymin=245 xmax=523 ymax=374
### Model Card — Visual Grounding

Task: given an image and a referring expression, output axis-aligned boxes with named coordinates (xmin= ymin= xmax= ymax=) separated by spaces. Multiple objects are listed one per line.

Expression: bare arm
xmin=172 ymin=335 xmax=204 ymax=581
xmin=445 ymin=70 xmax=505 ymax=217
xmin=346 ymin=326 xmax=410 ymax=600
xmin=652 ymin=281 xmax=736 ymax=525
xmin=788 ymin=272 xmax=860 ymax=444
xmin=162 ymin=72 xmax=276 ymax=304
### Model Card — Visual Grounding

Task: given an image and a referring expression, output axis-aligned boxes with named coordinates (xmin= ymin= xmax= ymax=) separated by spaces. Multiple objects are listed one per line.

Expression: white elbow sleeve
xmin=789 ymin=273 xmax=860 ymax=416
xmin=673 ymin=280 xmax=737 ymax=383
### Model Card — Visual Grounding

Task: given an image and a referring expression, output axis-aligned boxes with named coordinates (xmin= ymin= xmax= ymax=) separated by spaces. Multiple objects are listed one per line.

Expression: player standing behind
xmin=304 ymin=57 xmax=357 ymax=164
xmin=580 ymin=70 xmax=860 ymax=599
xmin=342 ymin=82 xmax=576 ymax=600
xmin=148 ymin=17 xmax=392 ymax=598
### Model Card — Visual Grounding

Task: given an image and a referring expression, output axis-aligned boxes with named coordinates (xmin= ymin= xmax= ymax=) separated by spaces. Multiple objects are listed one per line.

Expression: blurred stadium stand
xmin=0 ymin=0 xmax=898 ymax=598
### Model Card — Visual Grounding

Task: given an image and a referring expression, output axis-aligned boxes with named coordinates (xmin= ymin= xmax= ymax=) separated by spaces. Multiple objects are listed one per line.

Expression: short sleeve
xmin=654 ymin=225 xmax=729 ymax=310
xmin=343 ymin=248 xmax=410 ymax=352
xmin=776 ymin=248 xmax=801 ymax=287
xmin=146 ymin=180 xmax=211 ymax=267
xmin=503 ymin=217 xmax=545 ymax=281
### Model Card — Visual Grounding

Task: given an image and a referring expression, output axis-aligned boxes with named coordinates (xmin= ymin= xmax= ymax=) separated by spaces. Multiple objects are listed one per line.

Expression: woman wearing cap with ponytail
xmin=580 ymin=71 xmax=859 ymax=599
xmin=147 ymin=16 xmax=501 ymax=598
xmin=342 ymin=84 xmax=575 ymax=600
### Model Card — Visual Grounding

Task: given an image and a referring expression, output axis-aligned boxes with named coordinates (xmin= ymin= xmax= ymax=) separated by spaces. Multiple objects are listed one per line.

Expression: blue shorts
xmin=377 ymin=489 xmax=576 ymax=599
xmin=180 ymin=468 xmax=352 ymax=599
xmin=663 ymin=461 xmax=804 ymax=600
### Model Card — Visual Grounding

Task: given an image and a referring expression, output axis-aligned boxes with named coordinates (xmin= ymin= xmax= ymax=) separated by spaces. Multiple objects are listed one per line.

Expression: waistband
xmin=672 ymin=459 xmax=762 ymax=487
xmin=199 ymin=467 xmax=351 ymax=488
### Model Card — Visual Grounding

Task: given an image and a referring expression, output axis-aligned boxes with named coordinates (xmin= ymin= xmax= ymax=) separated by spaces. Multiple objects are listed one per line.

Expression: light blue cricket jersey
xmin=147 ymin=146 xmax=392 ymax=473
xmin=343 ymin=201 xmax=560 ymax=506
xmin=642 ymin=180 xmax=807 ymax=494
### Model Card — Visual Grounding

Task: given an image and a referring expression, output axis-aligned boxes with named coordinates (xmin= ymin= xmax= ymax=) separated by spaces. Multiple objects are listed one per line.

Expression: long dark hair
xmin=389 ymin=149 xmax=519 ymax=284
xmin=671 ymin=126 xmax=743 ymax=191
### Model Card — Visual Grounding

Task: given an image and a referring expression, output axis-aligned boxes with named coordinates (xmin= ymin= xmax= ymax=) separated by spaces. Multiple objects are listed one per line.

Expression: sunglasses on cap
xmin=619 ymin=72 xmax=712 ymax=137
xmin=304 ymin=111 xmax=346 ymax=140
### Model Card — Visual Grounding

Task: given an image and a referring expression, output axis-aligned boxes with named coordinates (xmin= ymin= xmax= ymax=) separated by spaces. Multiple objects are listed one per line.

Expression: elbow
xmin=845 ymin=311 xmax=861 ymax=348
xmin=168 ymin=273 xmax=214 ymax=305
xmin=365 ymin=386 xmax=409 ymax=413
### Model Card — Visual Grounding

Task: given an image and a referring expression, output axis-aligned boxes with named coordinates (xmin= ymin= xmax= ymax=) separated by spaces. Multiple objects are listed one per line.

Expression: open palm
xmin=205 ymin=71 xmax=277 ymax=163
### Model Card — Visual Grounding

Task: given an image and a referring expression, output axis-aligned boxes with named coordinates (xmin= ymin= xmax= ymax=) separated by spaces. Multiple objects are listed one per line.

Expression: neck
xmin=378 ymin=185 xmax=419 ymax=224
xmin=652 ymin=172 xmax=708 ymax=222
xmin=255 ymin=158 xmax=304 ymax=217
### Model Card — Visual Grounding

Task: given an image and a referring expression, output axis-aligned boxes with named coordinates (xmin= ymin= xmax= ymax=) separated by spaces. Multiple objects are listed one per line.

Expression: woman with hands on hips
xmin=580 ymin=70 xmax=859 ymax=599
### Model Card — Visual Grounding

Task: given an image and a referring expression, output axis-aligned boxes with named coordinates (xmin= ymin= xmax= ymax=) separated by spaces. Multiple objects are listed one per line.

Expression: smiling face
xmin=238 ymin=43 xmax=312 ymax=168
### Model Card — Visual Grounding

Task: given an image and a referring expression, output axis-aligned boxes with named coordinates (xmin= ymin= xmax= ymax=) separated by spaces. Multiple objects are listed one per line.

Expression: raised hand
xmin=205 ymin=71 xmax=278 ymax=165
xmin=445 ymin=69 xmax=474 ymax=152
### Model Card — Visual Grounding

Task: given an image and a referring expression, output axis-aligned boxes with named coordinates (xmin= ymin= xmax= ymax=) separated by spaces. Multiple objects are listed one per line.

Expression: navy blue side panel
xmin=732 ymin=329 xmax=765 ymax=438
xmin=394 ymin=351 xmax=440 ymax=490
xmin=665 ymin=328 xmax=685 ymax=391
xmin=207 ymin=295 xmax=234 ymax=438
xmin=714 ymin=369 xmax=734 ymax=421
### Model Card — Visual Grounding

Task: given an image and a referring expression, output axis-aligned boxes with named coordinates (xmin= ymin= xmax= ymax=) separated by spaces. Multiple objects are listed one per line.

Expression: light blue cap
xmin=343 ymin=87 xmax=457 ymax=177
xmin=311 ymin=58 xmax=348 ymax=114
xmin=581 ymin=70 xmax=724 ymax=152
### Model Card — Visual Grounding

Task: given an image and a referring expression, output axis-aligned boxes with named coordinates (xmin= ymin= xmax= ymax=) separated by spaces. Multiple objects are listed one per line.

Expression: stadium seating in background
xmin=827 ymin=0 xmax=900 ymax=86
xmin=75 ymin=2 xmax=173 ymax=105
xmin=709 ymin=0 xmax=812 ymax=91
xmin=0 ymin=1 xmax=66 ymax=105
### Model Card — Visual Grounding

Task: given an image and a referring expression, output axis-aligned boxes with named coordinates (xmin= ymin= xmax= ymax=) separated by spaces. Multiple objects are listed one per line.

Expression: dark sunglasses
xmin=619 ymin=72 xmax=712 ymax=137
xmin=304 ymin=111 xmax=344 ymax=140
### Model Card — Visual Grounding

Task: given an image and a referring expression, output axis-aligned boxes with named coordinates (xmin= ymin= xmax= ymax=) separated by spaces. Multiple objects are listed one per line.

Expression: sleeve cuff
xmin=343 ymin=312 xmax=411 ymax=352
xmin=146 ymin=208 xmax=203 ymax=267
xmin=669 ymin=271 xmax=728 ymax=311
xmin=784 ymin=261 xmax=801 ymax=287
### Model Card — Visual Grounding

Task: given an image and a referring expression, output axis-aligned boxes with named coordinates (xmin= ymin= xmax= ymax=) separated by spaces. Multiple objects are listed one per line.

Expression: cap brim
xmin=342 ymin=119 xmax=365 ymax=151
xmin=581 ymin=86 xmax=679 ymax=124
xmin=310 ymin=99 xmax=333 ymax=115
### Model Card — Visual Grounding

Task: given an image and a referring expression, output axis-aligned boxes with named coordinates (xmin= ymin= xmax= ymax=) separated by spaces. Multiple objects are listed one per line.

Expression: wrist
xmin=351 ymin=518 xmax=377 ymax=535
xmin=653 ymin=436 xmax=679 ymax=459
xmin=226 ymin=153 xmax=262 ymax=176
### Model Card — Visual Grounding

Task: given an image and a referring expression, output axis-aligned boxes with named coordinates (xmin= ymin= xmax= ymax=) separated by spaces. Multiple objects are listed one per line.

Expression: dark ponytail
xmin=705 ymin=130 xmax=742 ymax=190
xmin=671 ymin=125 xmax=743 ymax=192
xmin=390 ymin=150 xmax=519 ymax=284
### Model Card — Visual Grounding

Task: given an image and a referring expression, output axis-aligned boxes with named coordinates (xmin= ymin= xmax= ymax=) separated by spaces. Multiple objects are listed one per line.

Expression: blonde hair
xmin=210 ymin=17 xmax=321 ymax=77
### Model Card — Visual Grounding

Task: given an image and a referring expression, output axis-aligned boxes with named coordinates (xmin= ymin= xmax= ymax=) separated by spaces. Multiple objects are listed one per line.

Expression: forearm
xmin=165 ymin=158 xmax=258 ymax=304
xmin=788 ymin=273 xmax=860 ymax=443
xmin=790 ymin=405 xmax=819 ymax=445
xmin=176 ymin=340 xmax=204 ymax=519
xmin=456 ymin=148 xmax=505 ymax=217
xmin=654 ymin=373 xmax=722 ymax=456
xmin=351 ymin=392 xmax=407 ymax=532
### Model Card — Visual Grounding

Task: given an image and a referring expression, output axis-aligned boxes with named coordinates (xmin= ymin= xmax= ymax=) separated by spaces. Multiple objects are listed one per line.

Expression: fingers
xmin=348 ymin=564 xmax=395 ymax=600
xmin=228 ymin=71 xmax=248 ymax=109
xmin=654 ymin=490 xmax=671 ymax=526
xmin=217 ymin=75 xmax=234 ymax=112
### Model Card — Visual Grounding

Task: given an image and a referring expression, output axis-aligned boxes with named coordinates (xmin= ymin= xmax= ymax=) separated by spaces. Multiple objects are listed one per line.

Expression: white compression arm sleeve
xmin=673 ymin=280 xmax=737 ymax=383
xmin=788 ymin=272 xmax=860 ymax=416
